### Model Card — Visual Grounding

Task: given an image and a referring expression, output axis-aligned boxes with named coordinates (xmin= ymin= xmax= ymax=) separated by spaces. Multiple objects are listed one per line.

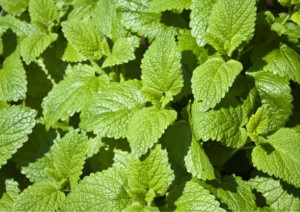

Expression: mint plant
xmin=0 ymin=0 xmax=299 ymax=211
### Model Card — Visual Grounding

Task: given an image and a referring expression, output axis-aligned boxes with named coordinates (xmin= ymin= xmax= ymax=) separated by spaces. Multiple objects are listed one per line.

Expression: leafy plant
xmin=0 ymin=0 xmax=299 ymax=211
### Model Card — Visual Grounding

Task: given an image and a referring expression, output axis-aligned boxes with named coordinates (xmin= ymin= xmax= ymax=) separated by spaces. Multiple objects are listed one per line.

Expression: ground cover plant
xmin=0 ymin=0 xmax=299 ymax=211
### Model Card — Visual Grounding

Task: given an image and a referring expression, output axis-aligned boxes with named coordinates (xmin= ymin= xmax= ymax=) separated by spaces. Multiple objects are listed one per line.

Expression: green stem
xmin=240 ymin=145 xmax=255 ymax=150
xmin=281 ymin=7 xmax=292 ymax=25
xmin=219 ymin=148 xmax=239 ymax=168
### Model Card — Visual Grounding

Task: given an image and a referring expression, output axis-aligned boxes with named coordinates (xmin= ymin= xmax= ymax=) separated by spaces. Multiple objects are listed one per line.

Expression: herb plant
xmin=0 ymin=0 xmax=299 ymax=211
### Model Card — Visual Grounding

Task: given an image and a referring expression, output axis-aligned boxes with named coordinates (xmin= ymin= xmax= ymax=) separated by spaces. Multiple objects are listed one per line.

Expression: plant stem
xmin=281 ymin=7 xmax=292 ymax=25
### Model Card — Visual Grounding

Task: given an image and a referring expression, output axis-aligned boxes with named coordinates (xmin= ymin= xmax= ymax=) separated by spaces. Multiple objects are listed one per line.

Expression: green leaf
xmin=185 ymin=139 xmax=215 ymax=180
xmin=12 ymin=124 xmax=55 ymax=167
xmin=248 ymin=71 xmax=293 ymax=134
xmin=249 ymin=176 xmax=300 ymax=211
xmin=61 ymin=20 xmax=109 ymax=60
xmin=113 ymin=149 xmax=130 ymax=169
xmin=67 ymin=0 xmax=98 ymax=21
xmin=14 ymin=182 xmax=65 ymax=211
xmin=0 ymin=106 xmax=36 ymax=168
xmin=124 ymin=203 xmax=159 ymax=212
xmin=291 ymin=11 xmax=300 ymax=25
xmin=263 ymin=44 xmax=300 ymax=84
xmin=127 ymin=107 xmax=177 ymax=157
xmin=141 ymin=33 xmax=183 ymax=107
xmin=42 ymin=64 xmax=109 ymax=129
xmin=177 ymin=30 xmax=209 ymax=63
xmin=102 ymin=36 xmax=140 ymax=68
xmin=21 ymin=33 xmax=58 ymax=65
xmin=201 ymin=175 xmax=257 ymax=211
xmin=86 ymin=135 xmax=103 ymax=158
xmin=161 ymin=121 xmax=191 ymax=171
xmin=93 ymin=0 xmax=127 ymax=41
xmin=149 ymin=0 xmax=192 ymax=12
xmin=22 ymin=152 xmax=54 ymax=183
xmin=127 ymin=145 xmax=174 ymax=203
xmin=190 ymin=0 xmax=216 ymax=46
xmin=0 ymin=15 xmax=37 ymax=37
xmin=61 ymin=43 xmax=87 ymax=63
xmin=175 ymin=178 xmax=224 ymax=211
xmin=205 ymin=0 xmax=256 ymax=56
xmin=0 ymin=52 xmax=27 ymax=102
xmin=192 ymin=58 xmax=243 ymax=111
xmin=0 ymin=37 xmax=3 ymax=56
xmin=118 ymin=0 xmax=175 ymax=39
xmin=246 ymin=107 xmax=269 ymax=142
xmin=192 ymin=102 xmax=248 ymax=148
xmin=51 ymin=130 xmax=88 ymax=188
xmin=0 ymin=0 xmax=28 ymax=16
xmin=80 ymin=80 xmax=146 ymax=139
xmin=0 ymin=179 xmax=20 ymax=211
xmin=63 ymin=167 xmax=132 ymax=211
xmin=278 ymin=0 xmax=293 ymax=7
xmin=252 ymin=128 xmax=300 ymax=188
xmin=28 ymin=0 xmax=59 ymax=31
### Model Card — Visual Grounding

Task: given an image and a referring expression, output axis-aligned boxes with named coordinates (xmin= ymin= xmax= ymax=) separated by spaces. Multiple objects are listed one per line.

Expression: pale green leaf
xmin=190 ymin=0 xmax=216 ymax=46
xmin=249 ymin=176 xmax=300 ymax=211
xmin=42 ymin=64 xmax=109 ymax=129
xmin=149 ymin=0 xmax=192 ymax=12
xmin=118 ymin=0 xmax=175 ymax=39
xmin=264 ymin=44 xmax=300 ymax=84
xmin=206 ymin=0 xmax=256 ymax=55
xmin=201 ymin=175 xmax=257 ymax=211
xmin=61 ymin=20 xmax=109 ymax=60
xmin=0 ymin=0 xmax=28 ymax=16
xmin=0 ymin=106 xmax=36 ymax=168
xmin=127 ymin=107 xmax=177 ymax=157
xmin=192 ymin=102 xmax=248 ymax=148
xmin=185 ymin=139 xmax=215 ymax=180
xmin=28 ymin=0 xmax=59 ymax=31
xmin=252 ymin=128 xmax=300 ymax=188
xmin=127 ymin=145 xmax=174 ymax=203
xmin=175 ymin=178 xmax=224 ymax=212
xmin=102 ymin=36 xmax=140 ymax=68
xmin=14 ymin=182 xmax=65 ymax=211
xmin=63 ymin=167 xmax=132 ymax=211
xmin=248 ymin=71 xmax=293 ymax=134
xmin=0 ymin=52 xmax=27 ymax=102
xmin=192 ymin=58 xmax=243 ymax=111
xmin=21 ymin=33 xmax=58 ymax=64
xmin=0 ymin=179 xmax=20 ymax=211
xmin=93 ymin=0 xmax=127 ymax=41
xmin=141 ymin=33 xmax=183 ymax=107
xmin=80 ymin=80 xmax=146 ymax=139
xmin=52 ymin=130 xmax=88 ymax=188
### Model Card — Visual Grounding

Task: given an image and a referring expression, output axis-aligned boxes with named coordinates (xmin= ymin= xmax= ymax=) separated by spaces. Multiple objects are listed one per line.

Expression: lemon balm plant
xmin=0 ymin=0 xmax=299 ymax=211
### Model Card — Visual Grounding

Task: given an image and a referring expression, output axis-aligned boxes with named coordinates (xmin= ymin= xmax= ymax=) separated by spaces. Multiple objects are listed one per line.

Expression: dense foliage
xmin=0 ymin=0 xmax=299 ymax=211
